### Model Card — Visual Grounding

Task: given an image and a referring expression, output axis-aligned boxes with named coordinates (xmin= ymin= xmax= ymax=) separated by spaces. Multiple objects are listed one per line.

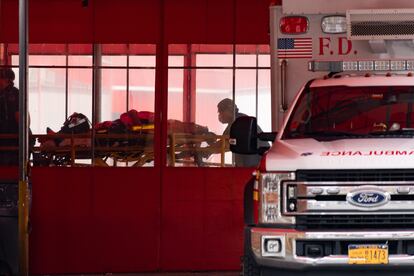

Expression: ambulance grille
xmin=296 ymin=214 xmax=414 ymax=230
xmin=296 ymin=169 xmax=414 ymax=182
xmin=351 ymin=21 xmax=414 ymax=37
xmin=347 ymin=9 xmax=414 ymax=40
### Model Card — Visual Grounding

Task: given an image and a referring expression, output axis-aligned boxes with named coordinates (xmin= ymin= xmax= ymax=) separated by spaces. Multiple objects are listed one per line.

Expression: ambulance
xmin=230 ymin=1 xmax=414 ymax=275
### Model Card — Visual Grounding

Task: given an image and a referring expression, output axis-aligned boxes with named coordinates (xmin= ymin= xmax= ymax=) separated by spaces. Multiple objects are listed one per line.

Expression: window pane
xmin=129 ymin=69 xmax=155 ymax=112
xmin=13 ymin=55 xmax=67 ymax=66
xmin=68 ymin=55 xmax=92 ymax=66
xmin=166 ymin=44 xmax=271 ymax=168
xmin=98 ymin=68 xmax=155 ymax=167
xmin=236 ymin=54 xmax=256 ymax=67
xmin=235 ymin=69 xmax=257 ymax=118
xmin=29 ymin=68 xmax=66 ymax=134
xmin=168 ymin=69 xmax=184 ymax=121
xmin=101 ymin=69 xmax=127 ymax=121
xmin=196 ymin=54 xmax=233 ymax=67
xmin=258 ymin=54 xmax=271 ymax=67
xmin=11 ymin=44 xmax=159 ymax=168
xmin=126 ymin=69 xmax=155 ymax=167
xmin=129 ymin=56 xmax=156 ymax=67
xmin=102 ymin=55 xmax=127 ymax=67
xmin=168 ymin=56 xmax=184 ymax=67
xmin=195 ymin=69 xmax=233 ymax=133
xmin=258 ymin=69 xmax=271 ymax=132
xmin=68 ymin=69 xmax=92 ymax=121
xmin=196 ymin=69 xmax=233 ymax=167
xmin=167 ymin=67 xmax=233 ymax=167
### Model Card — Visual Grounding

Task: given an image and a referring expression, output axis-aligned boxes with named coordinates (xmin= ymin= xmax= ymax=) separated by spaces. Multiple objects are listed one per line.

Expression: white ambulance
xmin=230 ymin=1 xmax=414 ymax=275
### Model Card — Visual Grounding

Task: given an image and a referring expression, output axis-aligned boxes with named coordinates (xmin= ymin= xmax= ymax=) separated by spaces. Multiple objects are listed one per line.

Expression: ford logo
xmin=346 ymin=188 xmax=390 ymax=208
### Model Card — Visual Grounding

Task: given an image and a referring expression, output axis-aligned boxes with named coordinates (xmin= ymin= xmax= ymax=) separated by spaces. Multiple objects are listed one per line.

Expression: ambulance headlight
xmin=259 ymin=172 xmax=295 ymax=224
xmin=321 ymin=16 xmax=346 ymax=34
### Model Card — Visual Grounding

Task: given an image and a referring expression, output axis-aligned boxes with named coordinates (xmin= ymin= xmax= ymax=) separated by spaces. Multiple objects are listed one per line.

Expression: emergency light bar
xmin=309 ymin=60 xmax=414 ymax=72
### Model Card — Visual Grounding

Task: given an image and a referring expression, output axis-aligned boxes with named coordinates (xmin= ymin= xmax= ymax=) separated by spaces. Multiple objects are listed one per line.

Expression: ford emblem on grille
xmin=346 ymin=188 xmax=390 ymax=208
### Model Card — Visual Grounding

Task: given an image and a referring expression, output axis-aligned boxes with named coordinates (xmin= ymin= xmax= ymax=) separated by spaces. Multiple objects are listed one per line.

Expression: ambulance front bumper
xmin=249 ymin=227 xmax=414 ymax=270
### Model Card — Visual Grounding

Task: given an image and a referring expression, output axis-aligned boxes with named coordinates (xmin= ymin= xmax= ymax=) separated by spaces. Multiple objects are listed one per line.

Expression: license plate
xmin=348 ymin=244 xmax=388 ymax=265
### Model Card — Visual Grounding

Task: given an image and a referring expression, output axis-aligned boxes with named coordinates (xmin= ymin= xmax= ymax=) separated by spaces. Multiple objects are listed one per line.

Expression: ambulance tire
xmin=0 ymin=261 xmax=12 ymax=276
xmin=242 ymin=242 xmax=262 ymax=276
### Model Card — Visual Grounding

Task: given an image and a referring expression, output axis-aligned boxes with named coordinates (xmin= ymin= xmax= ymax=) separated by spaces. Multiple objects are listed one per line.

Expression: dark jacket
xmin=0 ymin=84 xmax=19 ymax=165
xmin=0 ymin=84 xmax=19 ymax=135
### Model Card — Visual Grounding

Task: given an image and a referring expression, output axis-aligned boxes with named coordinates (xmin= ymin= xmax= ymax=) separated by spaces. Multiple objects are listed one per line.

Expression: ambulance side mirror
xmin=229 ymin=117 xmax=258 ymax=154
xmin=229 ymin=117 xmax=277 ymax=155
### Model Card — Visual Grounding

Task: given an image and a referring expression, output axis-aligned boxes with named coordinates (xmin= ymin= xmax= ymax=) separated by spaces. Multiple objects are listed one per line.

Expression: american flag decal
xmin=277 ymin=38 xmax=312 ymax=59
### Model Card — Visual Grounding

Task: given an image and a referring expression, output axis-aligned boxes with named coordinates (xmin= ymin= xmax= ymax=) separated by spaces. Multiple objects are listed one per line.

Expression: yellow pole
xmin=220 ymin=136 xmax=225 ymax=167
xmin=18 ymin=180 xmax=29 ymax=276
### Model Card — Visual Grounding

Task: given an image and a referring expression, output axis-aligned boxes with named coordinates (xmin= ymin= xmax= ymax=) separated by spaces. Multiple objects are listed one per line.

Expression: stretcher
xmin=32 ymin=121 xmax=230 ymax=167
xmin=168 ymin=133 xmax=229 ymax=167
xmin=33 ymin=126 xmax=155 ymax=167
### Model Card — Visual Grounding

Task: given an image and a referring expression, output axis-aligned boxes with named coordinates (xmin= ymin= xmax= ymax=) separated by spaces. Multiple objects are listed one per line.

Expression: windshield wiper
xmin=368 ymin=129 xmax=414 ymax=137
xmin=299 ymin=130 xmax=365 ymax=140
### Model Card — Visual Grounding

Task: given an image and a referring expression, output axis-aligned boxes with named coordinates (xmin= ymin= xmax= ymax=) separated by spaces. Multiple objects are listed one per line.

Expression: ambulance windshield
xmin=283 ymin=85 xmax=414 ymax=140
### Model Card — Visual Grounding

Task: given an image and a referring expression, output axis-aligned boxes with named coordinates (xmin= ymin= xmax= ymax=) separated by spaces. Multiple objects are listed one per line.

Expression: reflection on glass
xmin=167 ymin=44 xmax=271 ymax=168
xmin=236 ymin=54 xmax=256 ymax=67
xmin=68 ymin=69 xmax=93 ymax=120
xmin=235 ymin=69 xmax=257 ymax=118
xmin=258 ymin=69 xmax=271 ymax=132
xmin=6 ymin=45 xmax=156 ymax=168
xmin=129 ymin=69 xmax=155 ymax=112
xmin=68 ymin=55 xmax=92 ymax=66
xmin=129 ymin=56 xmax=156 ymax=67
xmin=196 ymin=54 xmax=233 ymax=67
xmin=168 ymin=69 xmax=184 ymax=121
xmin=101 ymin=69 xmax=127 ymax=121
xmin=102 ymin=55 xmax=127 ymax=67
xmin=258 ymin=54 xmax=271 ymax=67
xmin=29 ymin=68 xmax=66 ymax=134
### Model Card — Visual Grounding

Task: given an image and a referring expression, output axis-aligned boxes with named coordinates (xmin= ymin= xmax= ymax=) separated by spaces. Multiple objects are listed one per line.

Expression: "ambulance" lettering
xmin=321 ymin=151 xmax=414 ymax=156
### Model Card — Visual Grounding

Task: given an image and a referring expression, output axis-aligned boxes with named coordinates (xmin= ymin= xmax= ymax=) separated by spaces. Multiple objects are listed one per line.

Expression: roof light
xmin=280 ymin=16 xmax=309 ymax=34
xmin=309 ymin=60 xmax=414 ymax=72
xmin=321 ymin=16 xmax=346 ymax=34
xmin=342 ymin=61 xmax=358 ymax=71
xmin=358 ymin=61 xmax=374 ymax=71
xmin=406 ymin=61 xmax=414 ymax=71
xmin=390 ymin=61 xmax=406 ymax=71
xmin=308 ymin=61 xmax=343 ymax=72
xmin=374 ymin=61 xmax=390 ymax=71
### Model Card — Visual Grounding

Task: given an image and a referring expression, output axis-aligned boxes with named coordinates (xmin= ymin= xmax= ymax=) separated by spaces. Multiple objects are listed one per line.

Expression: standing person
xmin=217 ymin=98 xmax=269 ymax=167
xmin=0 ymin=68 xmax=19 ymax=165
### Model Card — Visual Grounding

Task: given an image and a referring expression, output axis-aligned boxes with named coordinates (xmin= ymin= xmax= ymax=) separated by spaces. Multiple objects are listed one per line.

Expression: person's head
xmin=0 ymin=67 xmax=15 ymax=90
xmin=217 ymin=98 xmax=238 ymax=124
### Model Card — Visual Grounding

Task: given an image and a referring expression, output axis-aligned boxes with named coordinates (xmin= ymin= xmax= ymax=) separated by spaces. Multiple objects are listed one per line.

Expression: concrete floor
xmin=54 ymin=273 xmax=239 ymax=276
xmin=134 ymin=273 xmax=238 ymax=276
xmin=43 ymin=270 xmax=414 ymax=276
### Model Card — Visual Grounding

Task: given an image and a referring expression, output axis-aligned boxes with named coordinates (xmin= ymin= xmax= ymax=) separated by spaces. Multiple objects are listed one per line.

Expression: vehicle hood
xmin=265 ymin=138 xmax=414 ymax=171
